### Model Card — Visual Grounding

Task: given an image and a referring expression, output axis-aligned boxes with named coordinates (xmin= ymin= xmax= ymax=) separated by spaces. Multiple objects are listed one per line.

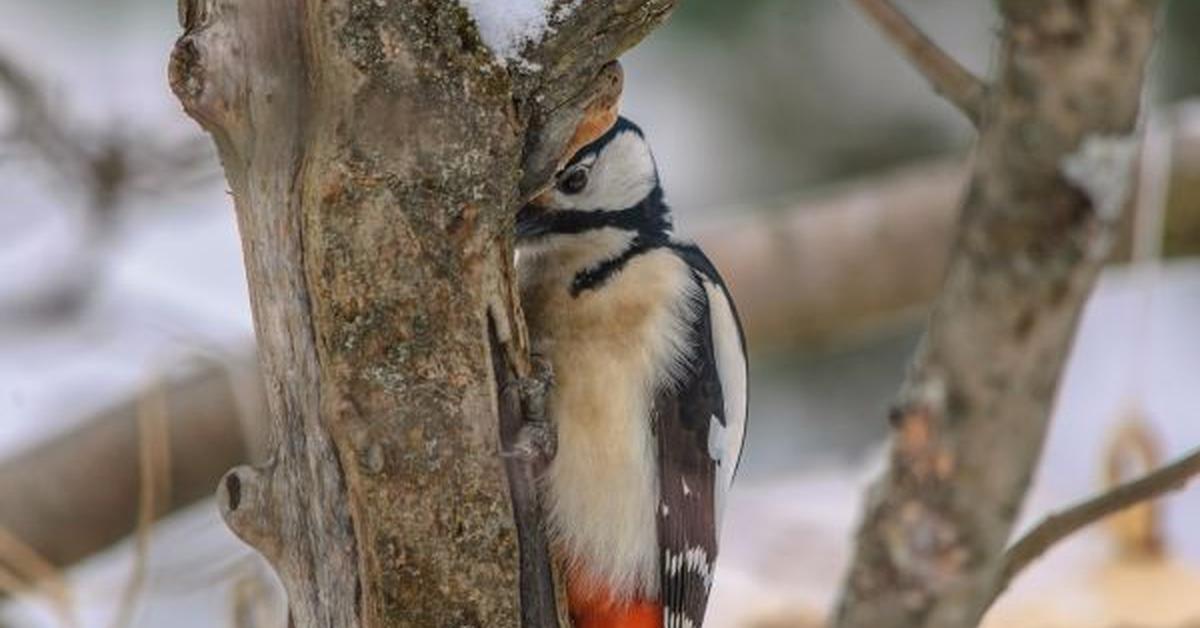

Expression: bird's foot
xmin=504 ymin=420 xmax=557 ymax=466
xmin=502 ymin=354 xmax=557 ymax=466
xmin=518 ymin=353 xmax=554 ymax=423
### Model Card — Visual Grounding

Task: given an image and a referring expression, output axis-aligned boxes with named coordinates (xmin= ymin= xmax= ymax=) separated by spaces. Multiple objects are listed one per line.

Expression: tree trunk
xmin=167 ymin=0 xmax=673 ymax=626
xmin=835 ymin=1 xmax=1160 ymax=627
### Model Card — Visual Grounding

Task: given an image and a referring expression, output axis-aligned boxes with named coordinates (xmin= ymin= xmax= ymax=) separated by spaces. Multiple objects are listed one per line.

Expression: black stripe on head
xmin=517 ymin=205 xmax=643 ymax=240
xmin=516 ymin=185 xmax=671 ymax=244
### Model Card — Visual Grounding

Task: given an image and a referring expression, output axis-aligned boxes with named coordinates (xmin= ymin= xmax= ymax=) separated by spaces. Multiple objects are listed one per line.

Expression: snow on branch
xmin=459 ymin=0 xmax=579 ymax=69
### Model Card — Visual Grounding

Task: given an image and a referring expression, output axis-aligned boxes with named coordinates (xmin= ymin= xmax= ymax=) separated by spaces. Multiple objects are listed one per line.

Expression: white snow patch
xmin=1061 ymin=133 xmax=1139 ymax=222
xmin=459 ymin=0 xmax=578 ymax=65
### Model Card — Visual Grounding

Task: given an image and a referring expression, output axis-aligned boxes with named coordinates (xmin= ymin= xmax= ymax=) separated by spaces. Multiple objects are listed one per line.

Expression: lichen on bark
xmin=169 ymin=0 xmax=677 ymax=625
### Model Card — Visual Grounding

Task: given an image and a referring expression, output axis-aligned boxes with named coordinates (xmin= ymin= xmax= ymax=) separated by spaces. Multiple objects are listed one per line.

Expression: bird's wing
xmin=656 ymin=244 xmax=748 ymax=628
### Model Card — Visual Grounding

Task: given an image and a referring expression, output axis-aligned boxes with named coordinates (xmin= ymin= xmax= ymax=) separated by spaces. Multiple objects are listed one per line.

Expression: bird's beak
xmin=517 ymin=62 xmax=621 ymax=241
xmin=516 ymin=190 xmax=554 ymax=240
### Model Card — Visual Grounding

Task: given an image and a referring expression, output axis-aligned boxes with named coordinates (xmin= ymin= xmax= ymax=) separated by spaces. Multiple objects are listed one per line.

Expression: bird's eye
xmin=557 ymin=168 xmax=588 ymax=195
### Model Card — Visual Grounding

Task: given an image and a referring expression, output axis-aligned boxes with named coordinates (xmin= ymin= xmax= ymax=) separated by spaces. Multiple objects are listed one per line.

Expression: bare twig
xmin=0 ymin=527 xmax=76 ymax=627
xmin=991 ymin=445 xmax=1200 ymax=604
xmin=0 ymin=356 xmax=262 ymax=572
xmin=851 ymin=0 xmax=988 ymax=125
xmin=0 ymin=52 xmax=87 ymax=180
xmin=0 ymin=564 xmax=25 ymax=599
xmin=0 ymin=50 xmax=220 ymax=325
xmin=108 ymin=381 xmax=172 ymax=628
xmin=0 ymin=50 xmax=219 ymax=208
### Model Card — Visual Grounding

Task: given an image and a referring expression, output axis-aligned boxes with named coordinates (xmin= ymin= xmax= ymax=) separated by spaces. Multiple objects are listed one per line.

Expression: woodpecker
xmin=516 ymin=116 xmax=748 ymax=628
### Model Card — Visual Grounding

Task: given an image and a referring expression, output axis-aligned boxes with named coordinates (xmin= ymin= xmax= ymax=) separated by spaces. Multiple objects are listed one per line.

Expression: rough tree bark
xmin=835 ymin=2 xmax=1160 ymax=628
xmin=167 ymin=1 xmax=674 ymax=626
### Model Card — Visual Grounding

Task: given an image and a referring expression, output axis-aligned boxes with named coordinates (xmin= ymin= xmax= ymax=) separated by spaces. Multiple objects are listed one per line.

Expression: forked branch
xmin=851 ymin=0 xmax=988 ymax=125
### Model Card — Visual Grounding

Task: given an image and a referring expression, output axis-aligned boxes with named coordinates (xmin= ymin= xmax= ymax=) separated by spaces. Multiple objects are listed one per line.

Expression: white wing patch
xmin=707 ymin=414 xmax=726 ymax=465
xmin=664 ymin=546 xmax=714 ymax=586
xmin=666 ymin=612 xmax=698 ymax=628
xmin=701 ymin=279 xmax=748 ymax=534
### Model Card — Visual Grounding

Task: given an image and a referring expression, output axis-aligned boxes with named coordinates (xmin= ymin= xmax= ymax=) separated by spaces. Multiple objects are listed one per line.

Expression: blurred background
xmin=1 ymin=1 xmax=1199 ymax=627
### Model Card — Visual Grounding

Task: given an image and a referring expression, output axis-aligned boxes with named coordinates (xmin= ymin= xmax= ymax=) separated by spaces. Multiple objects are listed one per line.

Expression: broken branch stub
xmin=168 ymin=0 xmax=676 ymax=626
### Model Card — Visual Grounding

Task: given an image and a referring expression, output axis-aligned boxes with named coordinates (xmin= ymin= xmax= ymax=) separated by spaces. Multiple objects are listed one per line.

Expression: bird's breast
xmin=519 ymin=247 xmax=699 ymax=600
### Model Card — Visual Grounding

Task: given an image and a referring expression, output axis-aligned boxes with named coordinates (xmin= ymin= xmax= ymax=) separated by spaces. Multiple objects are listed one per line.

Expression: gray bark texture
xmin=166 ymin=1 xmax=674 ymax=626
xmin=835 ymin=1 xmax=1160 ymax=627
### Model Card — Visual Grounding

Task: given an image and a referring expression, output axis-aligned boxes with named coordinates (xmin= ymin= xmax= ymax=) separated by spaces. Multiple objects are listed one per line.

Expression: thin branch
xmin=0 ymin=51 xmax=222 ymax=326
xmin=108 ymin=382 xmax=172 ymax=628
xmin=0 ymin=527 xmax=76 ymax=627
xmin=0 ymin=356 xmax=263 ymax=572
xmin=851 ymin=0 xmax=988 ymax=125
xmin=0 ymin=51 xmax=87 ymax=178
xmin=991 ymin=445 xmax=1200 ymax=604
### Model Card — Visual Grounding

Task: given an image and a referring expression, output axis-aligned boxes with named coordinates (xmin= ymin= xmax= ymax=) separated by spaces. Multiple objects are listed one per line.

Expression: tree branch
xmin=834 ymin=2 xmax=1161 ymax=627
xmin=0 ymin=52 xmax=87 ymax=178
xmin=706 ymin=160 xmax=964 ymax=349
xmin=851 ymin=0 xmax=988 ymax=126
xmin=991 ymin=445 xmax=1200 ymax=604
xmin=0 ymin=50 xmax=220 ymax=324
xmin=0 ymin=357 xmax=264 ymax=570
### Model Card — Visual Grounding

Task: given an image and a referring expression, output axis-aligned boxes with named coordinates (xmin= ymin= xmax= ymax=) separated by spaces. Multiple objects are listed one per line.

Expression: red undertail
xmin=566 ymin=569 xmax=663 ymax=628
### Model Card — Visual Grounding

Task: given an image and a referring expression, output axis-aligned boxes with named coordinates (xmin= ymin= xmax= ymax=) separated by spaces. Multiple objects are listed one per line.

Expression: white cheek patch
xmin=554 ymin=130 xmax=656 ymax=211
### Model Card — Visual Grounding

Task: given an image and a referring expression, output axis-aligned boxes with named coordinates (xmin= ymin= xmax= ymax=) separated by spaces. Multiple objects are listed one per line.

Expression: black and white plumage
xmin=516 ymin=117 xmax=748 ymax=628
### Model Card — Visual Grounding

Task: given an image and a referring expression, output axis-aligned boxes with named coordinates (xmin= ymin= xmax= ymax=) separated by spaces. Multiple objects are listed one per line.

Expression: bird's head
xmin=516 ymin=116 xmax=670 ymax=244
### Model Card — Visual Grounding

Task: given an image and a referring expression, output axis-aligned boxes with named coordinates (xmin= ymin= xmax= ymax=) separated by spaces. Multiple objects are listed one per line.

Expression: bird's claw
xmin=518 ymin=354 xmax=554 ymax=423
xmin=500 ymin=354 xmax=557 ymax=465
xmin=502 ymin=421 xmax=557 ymax=465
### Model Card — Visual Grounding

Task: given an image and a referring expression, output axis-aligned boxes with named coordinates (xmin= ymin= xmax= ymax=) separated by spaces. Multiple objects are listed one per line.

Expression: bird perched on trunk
xmin=516 ymin=115 xmax=748 ymax=628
